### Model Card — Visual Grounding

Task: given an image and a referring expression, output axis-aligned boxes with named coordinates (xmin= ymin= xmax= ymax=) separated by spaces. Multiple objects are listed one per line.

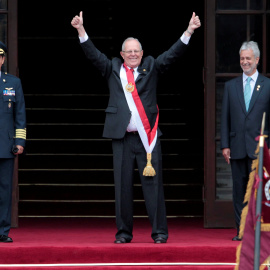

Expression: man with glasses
xmin=71 ymin=11 xmax=201 ymax=244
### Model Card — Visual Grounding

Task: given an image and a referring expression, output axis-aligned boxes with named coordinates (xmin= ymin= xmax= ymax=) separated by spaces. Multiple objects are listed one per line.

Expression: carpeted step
xmin=19 ymin=201 xmax=203 ymax=217
xmin=19 ymin=153 xmax=202 ymax=169
xmin=18 ymin=169 xmax=203 ymax=185
xmin=23 ymin=139 xmax=202 ymax=155
xmin=0 ymin=265 xmax=237 ymax=270
xmin=1 ymin=218 xmax=238 ymax=265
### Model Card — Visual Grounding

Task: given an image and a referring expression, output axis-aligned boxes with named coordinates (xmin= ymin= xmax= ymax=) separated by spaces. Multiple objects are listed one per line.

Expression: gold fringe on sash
xmin=143 ymin=153 xmax=156 ymax=177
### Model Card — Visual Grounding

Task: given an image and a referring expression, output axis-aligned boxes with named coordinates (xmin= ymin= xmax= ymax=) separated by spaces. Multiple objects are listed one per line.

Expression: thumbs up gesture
xmin=71 ymin=11 xmax=83 ymax=29
xmin=186 ymin=12 xmax=201 ymax=35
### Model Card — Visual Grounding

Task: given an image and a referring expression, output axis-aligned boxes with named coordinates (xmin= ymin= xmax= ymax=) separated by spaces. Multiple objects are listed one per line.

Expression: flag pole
xmin=254 ymin=112 xmax=266 ymax=270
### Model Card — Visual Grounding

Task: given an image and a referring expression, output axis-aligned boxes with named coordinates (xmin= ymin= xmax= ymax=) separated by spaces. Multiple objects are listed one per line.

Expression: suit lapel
xmin=248 ymin=73 xmax=264 ymax=113
xmin=136 ymin=65 xmax=148 ymax=83
xmin=236 ymin=75 xmax=247 ymax=114
xmin=113 ymin=60 xmax=123 ymax=79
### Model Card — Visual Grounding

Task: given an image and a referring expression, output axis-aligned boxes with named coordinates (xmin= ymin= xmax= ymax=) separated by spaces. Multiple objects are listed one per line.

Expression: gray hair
xmin=239 ymin=41 xmax=260 ymax=58
xmin=121 ymin=37 xmax=142 ymax=51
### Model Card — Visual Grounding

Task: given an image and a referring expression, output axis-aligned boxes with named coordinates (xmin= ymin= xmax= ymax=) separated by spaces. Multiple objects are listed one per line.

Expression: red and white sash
xmin=120 ymin=64 xmax=159 ymax=176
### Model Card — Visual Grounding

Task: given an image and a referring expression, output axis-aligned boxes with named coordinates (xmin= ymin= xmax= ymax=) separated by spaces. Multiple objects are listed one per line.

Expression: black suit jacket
xmin=80 ymin=38 xmax=188 ymax=139
xmin=221 ymin=73 xmax=270 ymax=159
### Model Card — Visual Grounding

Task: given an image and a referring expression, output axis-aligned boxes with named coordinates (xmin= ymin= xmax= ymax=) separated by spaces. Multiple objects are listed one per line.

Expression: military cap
xmin=0 ymin=42 xmax=7 ymax=55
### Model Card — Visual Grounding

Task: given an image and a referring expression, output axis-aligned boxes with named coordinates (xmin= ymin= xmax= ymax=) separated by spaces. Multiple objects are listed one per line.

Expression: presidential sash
xmin=121 ymin=63 xmax=159 ymax=176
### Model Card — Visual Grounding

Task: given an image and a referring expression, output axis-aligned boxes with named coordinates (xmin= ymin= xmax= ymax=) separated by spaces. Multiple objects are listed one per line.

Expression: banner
xmin=235 ymin=140 xmax=270 ymax=270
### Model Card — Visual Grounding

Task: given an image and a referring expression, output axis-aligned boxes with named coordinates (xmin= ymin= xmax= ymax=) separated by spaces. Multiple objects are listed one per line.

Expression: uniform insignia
xmin=3 ymin=89 xmax=15 ymax=96
xmin=3 ymin=79 xmax=5 ymax=82
xmin=5 ymin=87 xmax=13 ymax=90
xmin=15 ymin=128 xmax=27 ymax=140
xmin=8 ymin=102 xmax=11 ymax=108
xmin=257 ymin=85 xmax=261 ymax=91
xmin=143 ymin=69 xmax=146 ymax=72
xmin=125 ymin=82 xmax=134 ymax=93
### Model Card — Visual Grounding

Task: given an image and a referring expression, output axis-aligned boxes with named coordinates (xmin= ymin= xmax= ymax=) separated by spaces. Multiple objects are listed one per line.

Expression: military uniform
xmin=0 ymin=42 xmax=26 ymax=242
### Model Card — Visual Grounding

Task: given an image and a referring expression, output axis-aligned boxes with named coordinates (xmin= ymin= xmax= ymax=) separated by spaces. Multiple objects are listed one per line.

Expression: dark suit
xmin=221 ymin=73 xmax=270 ymax=233
xmin=80 ymin=37 xmax=188 ymax=241
xmin=0 ymin=72 xmax=26 ymax=236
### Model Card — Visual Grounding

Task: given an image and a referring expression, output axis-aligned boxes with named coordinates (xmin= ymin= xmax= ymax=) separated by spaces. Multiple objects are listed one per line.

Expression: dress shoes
xmin=114 ymin=237 xmax=129 ymax=244
xmin=232 ymin=235 xmax=242 ymax=241
xmin=0 ymin=235 xmax=13 ymax=243
xmin=154 ymin=237 xmax=167 ymax=244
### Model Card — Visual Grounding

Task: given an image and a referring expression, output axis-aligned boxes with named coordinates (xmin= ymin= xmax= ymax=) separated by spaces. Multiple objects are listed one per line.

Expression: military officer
xmin=0 ymin=41 xmax=26 ymax=243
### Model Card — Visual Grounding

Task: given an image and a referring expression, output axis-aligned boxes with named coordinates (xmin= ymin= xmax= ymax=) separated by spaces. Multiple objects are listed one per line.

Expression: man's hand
xmin=14 ymin=145 xmax=24 ymax=155
xmin=71 ymin=11 xmax=83 ymax=29
xmin=186 ymin=12 xmax=201 ymax=36
xmin=222 ymin=148 xmax=231 ymax=164
xmin=71 ymin=11 xmax=85 ymax=37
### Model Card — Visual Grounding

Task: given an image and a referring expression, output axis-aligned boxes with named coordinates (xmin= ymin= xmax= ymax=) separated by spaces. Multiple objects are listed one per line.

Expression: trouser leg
xmin=112 ymin=135 xmax=135 ymax=241
xmin=230 ymin=156 xmax=253 ymax=235
xmin=136 ymin=137 xmax=168 ymax=240
xmin=0 ymin=158 xmax=14 ymax=236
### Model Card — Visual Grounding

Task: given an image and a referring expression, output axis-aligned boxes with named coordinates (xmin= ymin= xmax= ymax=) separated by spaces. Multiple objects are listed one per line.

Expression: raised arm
xmin=71 ymin=11 xmax=86 ymax=37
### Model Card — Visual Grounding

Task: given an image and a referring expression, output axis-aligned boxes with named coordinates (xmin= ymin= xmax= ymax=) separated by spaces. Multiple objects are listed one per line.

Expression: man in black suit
xmin=0 ymin=42 xmax=26 ymax=243
xmin=221 ymin=41 xmax=270 ymax=241
xmin=71 ymin=12 xmax=201 ymax=243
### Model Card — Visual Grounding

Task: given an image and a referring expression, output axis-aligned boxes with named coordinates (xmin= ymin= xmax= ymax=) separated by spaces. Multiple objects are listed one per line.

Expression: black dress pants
xmin=230 ymin=156 xmax=253 ymax=235
xmin=0 ymin=158 xmax=14 ymax=236
xmin=112 ymin=132 xmax=168 ymax=241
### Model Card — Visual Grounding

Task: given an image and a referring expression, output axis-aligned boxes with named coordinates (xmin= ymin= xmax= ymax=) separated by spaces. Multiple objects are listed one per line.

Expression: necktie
xmin=244 ymin=77 xmax=252 ymax=111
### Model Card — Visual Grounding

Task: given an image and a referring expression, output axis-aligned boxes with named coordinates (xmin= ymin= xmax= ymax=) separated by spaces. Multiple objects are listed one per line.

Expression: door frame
xmin=8 ymin=0 xmax=19 ymax=227
xmin=204 ymin=0 xmax=235 ymax=228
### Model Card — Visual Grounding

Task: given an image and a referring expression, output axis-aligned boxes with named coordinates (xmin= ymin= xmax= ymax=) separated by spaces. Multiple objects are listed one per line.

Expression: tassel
xmin=143 ymin=153 xmax=156 ymax=177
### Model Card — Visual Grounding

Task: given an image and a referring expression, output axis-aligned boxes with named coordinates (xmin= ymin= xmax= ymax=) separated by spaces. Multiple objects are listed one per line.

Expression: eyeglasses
xmin=122 ymin=50 xmax=142 ymax=54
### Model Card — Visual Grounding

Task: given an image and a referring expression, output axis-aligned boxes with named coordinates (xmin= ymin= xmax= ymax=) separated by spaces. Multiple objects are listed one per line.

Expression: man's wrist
xmin=186 ymin=28 xmax=194 ymax=35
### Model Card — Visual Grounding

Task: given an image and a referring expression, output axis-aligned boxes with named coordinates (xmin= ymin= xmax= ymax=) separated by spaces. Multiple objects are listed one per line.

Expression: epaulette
xmin=4 ymin=72 xmax=18 ymax=79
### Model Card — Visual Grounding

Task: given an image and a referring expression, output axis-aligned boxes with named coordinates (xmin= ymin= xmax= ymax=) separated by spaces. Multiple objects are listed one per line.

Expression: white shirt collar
xmin=125 ymin=65 xmax=138 ymax=72
xmin=243 ymin=70 xmax=258 ymax=83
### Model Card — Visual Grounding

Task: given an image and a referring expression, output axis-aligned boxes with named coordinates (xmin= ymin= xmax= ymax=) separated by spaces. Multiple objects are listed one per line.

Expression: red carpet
xmin=0 ymin=218 xmax=239 ymax=269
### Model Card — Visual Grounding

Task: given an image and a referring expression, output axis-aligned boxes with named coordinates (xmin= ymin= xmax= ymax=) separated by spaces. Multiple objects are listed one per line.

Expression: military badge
xmin=125 ymin=82 xmax=134 ymax=93
xmin=3 ymin=89 xmax=15 ymax=96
